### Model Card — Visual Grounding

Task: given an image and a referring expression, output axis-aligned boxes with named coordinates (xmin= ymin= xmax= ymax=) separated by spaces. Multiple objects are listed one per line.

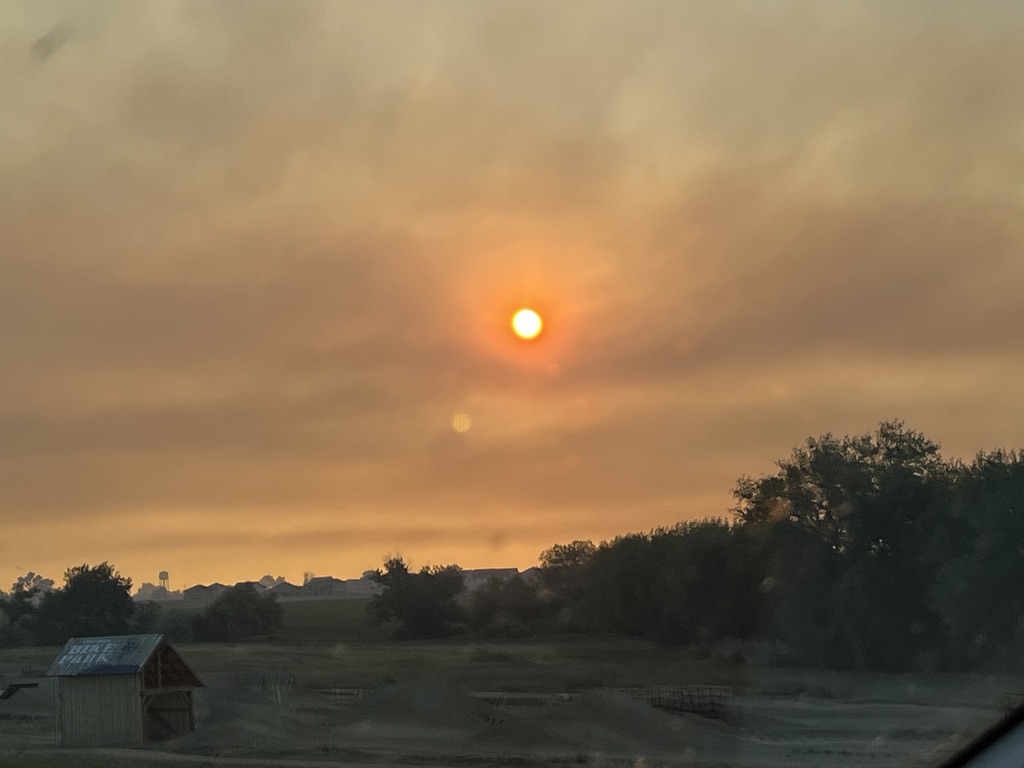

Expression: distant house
xmin=340 ymin=577 xmax=384 ymax=597
xmin=520 ymin=567 xmax=542 ymax=584
xmin=45 ymin=634 xmax=203 ymax=747
xmin=134 ymin=583 xmax=184 ymax=602
xmin=181 ymin=585 xmax=204 ymax=601
xmin=269 ymin=581 xmax=304 ymax=598
xmin=300 ymin=576 xmax=383 ymax=598
xmin=303 ymin=576 xmax=347 ymax=597
xmin=182 ymin=583 xmax=228 ymax=602
xmin=232 ymin=581 xmax=268 ymax=592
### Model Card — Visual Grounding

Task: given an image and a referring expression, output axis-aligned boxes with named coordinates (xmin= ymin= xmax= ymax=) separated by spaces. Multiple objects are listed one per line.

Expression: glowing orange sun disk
xmin=511 ymin=308 xmax=543 ymax=339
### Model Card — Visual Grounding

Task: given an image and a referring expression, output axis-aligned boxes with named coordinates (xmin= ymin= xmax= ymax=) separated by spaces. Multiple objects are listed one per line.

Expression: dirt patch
xmin=7 ymin=673 xmax=992 ymax=767
xmin=165 ymin=683 xmax=331 ymax=757
xmin=346 ymin=681 xmax=493 ymax=729
xmin=477 ymin=689 xmax=742 ymax=762
xmin=328 ymin=680 xmax=491 ymax=754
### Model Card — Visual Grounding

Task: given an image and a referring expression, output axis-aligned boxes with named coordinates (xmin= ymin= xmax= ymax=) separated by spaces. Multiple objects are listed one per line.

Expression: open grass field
xmin=277 ymin=599 xmax=391 ymax=644
xmin=0 ymin=757 xmax=225 ymax=768
xmin=2 ymin=599 xmax=1020 ymax=767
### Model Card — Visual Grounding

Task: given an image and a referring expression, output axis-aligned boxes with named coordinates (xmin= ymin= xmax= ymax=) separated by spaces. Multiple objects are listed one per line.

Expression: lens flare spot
xmin=451 ymin=412 xmax=473 ymax=433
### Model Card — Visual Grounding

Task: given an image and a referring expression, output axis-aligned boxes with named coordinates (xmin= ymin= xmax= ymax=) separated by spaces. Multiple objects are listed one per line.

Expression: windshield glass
xmin=2 ymin=2 xmax=1022 ymax=767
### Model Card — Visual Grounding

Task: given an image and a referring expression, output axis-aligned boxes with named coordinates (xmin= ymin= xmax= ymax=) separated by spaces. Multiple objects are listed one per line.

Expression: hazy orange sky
xmin=3 ymin=1 xmax=1023 ymax=590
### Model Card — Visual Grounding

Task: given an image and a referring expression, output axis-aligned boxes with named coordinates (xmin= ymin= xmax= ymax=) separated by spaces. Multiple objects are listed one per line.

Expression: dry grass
xmin=0 ymin=758 xmax=224 ymax=768
xmin=2 ymin=616 xmax=1021 ymax=767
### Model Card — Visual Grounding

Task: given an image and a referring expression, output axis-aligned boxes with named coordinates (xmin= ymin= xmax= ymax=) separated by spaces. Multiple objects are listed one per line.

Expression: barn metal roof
xmin=45 ymin=634 xmax=164 ymax=677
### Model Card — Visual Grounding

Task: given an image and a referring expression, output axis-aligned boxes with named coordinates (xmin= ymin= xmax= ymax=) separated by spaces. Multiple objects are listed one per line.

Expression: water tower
xmin=158 ymin=571 xmax=169 ymax=590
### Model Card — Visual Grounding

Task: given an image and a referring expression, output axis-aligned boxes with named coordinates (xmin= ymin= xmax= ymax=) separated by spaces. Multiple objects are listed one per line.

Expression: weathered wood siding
xmin=56 ymin=675 xmax=142 ymax=746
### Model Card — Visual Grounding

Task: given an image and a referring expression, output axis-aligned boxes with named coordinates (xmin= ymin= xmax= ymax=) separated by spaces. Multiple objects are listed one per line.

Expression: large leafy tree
xmin=35 ymin=562 xmax=134 ymax=643
xmin=465 ymin=575 xmax=545 ymax=637
xmin=583 ymin=521 xmax=761 ymax=645
xmin=0 ymin=571 xmax=56 ymax=647
xmin=733 ymin=421 xmax=959 ymax=670
xmin=536 ymin=540 xmax=596 ymax=630
xmin=11 ymin=572 xmax=55 ymax=596
xmin=933 ymin=450 xmax=1024 ymax=669
xmin=1 ymin=572 xmax=54 ymax=623
xmin=752 ymin=520 xmax=837 ymax=666
xmin=368 ymin=557 xmax=465 ymax=639
xmin=192 ymin=583 xmax=283 ymax=641
xmin=583 ymin=533 xmax=660 ymax=638
xmin=733 ymin=421 xmax=945 ymax=547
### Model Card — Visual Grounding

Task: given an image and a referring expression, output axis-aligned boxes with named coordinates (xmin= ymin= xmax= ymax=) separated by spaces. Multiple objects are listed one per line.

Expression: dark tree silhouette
xmin=368 ymin=557 xmax=465 ymax=639
xmin=466 ymin=575 xmax=546 ymax=637
xmin=934 ymin=450 xmax=1024 ymax=669
xmin=4 ymin=419 xmax=1022 ymax=675
xmin=34 ymin=562 xmax=134 ymax=643
xmin=192 ymin=583 xmax=283 ymax=642
xmin=732 ymin=421 xmax=961 ymax=670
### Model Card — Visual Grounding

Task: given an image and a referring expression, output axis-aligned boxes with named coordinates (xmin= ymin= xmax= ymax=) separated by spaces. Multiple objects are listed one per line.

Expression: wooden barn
xmin=45 ymin=633 xmax=203 ymax=746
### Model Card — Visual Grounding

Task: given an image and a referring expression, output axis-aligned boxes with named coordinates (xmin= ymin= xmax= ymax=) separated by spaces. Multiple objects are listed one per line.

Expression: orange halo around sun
xmin=511 ymin=308 xmax=543 ymax=340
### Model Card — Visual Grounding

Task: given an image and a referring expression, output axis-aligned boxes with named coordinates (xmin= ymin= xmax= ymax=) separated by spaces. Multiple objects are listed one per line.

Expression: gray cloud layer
xmin=1 ymin=1 xmax=1022 ymax=586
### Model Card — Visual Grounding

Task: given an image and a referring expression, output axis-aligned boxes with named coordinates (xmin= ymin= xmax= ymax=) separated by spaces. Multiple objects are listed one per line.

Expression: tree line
xmin=368 ymin=421 xmax=1024 ymax=673
xmin=4 ymin=420 xmax=1023 ymax=673
xmin=0 ymin=565 xmax=282 ymax=646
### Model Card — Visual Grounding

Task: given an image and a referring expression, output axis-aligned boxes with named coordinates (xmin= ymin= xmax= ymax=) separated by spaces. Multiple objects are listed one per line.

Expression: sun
xmin=511 ymin=308 xmax=543 ymax=340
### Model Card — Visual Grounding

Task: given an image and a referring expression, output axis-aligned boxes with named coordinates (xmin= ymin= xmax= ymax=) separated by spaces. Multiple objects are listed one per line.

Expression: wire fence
xmin=641 ymin=684 xmax=733 ymax=719
xmin=222 ymin=670 xmax=296 ymax=703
